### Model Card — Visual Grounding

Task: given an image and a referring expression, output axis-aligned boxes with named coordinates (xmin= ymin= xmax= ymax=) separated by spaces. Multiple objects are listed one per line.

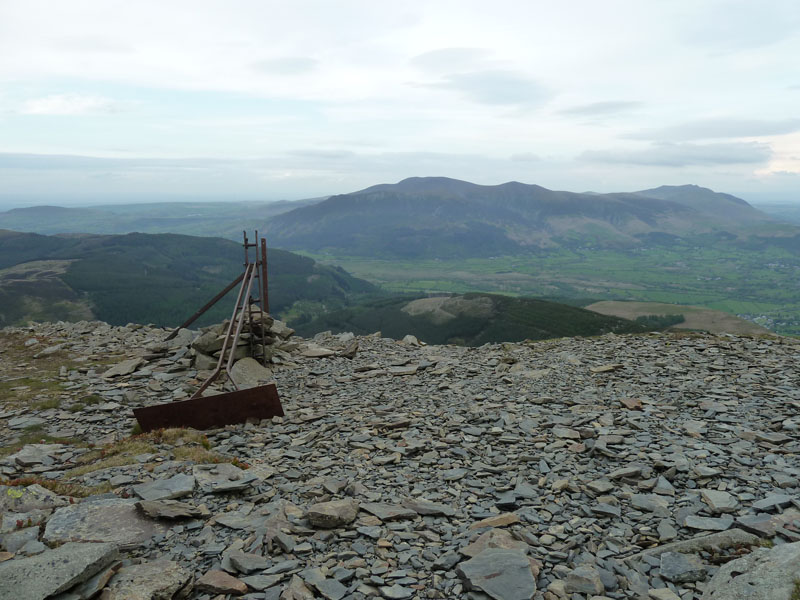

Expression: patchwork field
xmin=584 ymin=301 xmax=770 ymax=335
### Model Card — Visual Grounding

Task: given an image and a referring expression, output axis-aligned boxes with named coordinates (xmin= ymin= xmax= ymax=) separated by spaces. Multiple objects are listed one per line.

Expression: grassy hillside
xmin=266 ymin=177 xmax=771 ymax=258
xmin=295 ymin=293 xmax=655 ymax=346
xmin=0 ymin=199 xmax=320 ymax=239
xmin=585 ymin=300 xmax=770 ymax=335
xmin=0 ymin=230 xmax=376 ymax=328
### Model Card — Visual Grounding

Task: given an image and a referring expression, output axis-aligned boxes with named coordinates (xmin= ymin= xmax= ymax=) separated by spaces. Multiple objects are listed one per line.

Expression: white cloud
xmin=20 ymin=94 xmax=119 ymax=116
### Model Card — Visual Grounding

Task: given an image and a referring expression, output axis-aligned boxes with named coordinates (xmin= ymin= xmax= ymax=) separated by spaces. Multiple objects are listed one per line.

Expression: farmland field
xmin=300 ymin=244 xmax=800 ymax=336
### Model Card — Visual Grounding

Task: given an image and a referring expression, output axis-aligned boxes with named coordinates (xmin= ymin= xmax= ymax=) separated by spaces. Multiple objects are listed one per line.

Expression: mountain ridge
xmin=264 ymin=177 xmax=771 ymax=257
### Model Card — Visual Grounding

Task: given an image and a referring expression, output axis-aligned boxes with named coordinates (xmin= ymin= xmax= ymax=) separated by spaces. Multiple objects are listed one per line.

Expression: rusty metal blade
xmin=133 ymin=384 xmax=283 ymax=432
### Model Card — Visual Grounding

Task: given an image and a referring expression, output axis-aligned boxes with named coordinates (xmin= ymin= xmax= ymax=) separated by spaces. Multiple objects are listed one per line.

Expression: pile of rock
xmin=188 ymin=314 xmax=297 ymax=373
xmin=1 ymin=321 xmax=800 ymax=599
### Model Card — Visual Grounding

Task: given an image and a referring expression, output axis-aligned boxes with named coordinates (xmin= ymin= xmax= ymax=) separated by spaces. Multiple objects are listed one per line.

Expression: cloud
xmin=580 ymin=141 xmax=772 ymax=167
xmin=252 ymin=57 xmax=318 ymax=75
xmin=410 ymin=47 xmax=489 ymax=71
xmin=628 ymin=118 xmax=800 ymax=141
xmin=20 ymin=94 xmax=120 ymax=116
xmin=559 ymin=101 xmax=643 ymax=116
xmin=425 ymin=69 xmax=549 ymax=107
xmin=510 ymin=152 xmax=541 ymax=162
xmin=287 ymin=149 xmax=355 ymax=160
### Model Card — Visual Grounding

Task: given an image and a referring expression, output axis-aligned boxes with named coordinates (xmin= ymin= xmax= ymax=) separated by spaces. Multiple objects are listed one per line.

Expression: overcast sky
xmin=1 ymin=0 xmax=798 ymax=207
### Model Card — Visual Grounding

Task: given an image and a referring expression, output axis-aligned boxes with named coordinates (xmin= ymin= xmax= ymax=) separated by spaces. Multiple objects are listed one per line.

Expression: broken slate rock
xmin=306 ymin=499 xmax=359 ymax=528
xmin=702 ymin=540 xmax=800 ymax=600
xmin=401 ymin=498 xmax=455 ymax=516
xmin=461 ymin=528 xmax=529 ymax=558
xmin=564 ymin=565 xmax=605 ymax=595
xmin=102 ymin=357 xmax=145 ymax=378
xmin=457 ymin=548 xmax=537 ymax=600
xmin=43 ymin=497 xmax=167 ymax=549
xmin=230 ymin=357 xmax=273 ymax=389
xmin=196 ymin=569 xmax=248 ymax=595
xmin=193 ymin=463 xmax=258 ymax=493
xmin=660 ymin=551 xmax=707 ymax=583
xmin=360 ymin=502 xmax=418 ymax=522
xmin=135 ymin=499 xmax=207 ymax=520
xmin=0 ymin=542 xmax=118 ymax=600
xmin=736 ymin=508 xmax=800 ymax=538
xmin=700 ymin=489 xmax=739 ymax=514
xmin=103 ymin=560 xmax=193 ymax=600
xmin=132 ymin=473 xmax=195 ymax=501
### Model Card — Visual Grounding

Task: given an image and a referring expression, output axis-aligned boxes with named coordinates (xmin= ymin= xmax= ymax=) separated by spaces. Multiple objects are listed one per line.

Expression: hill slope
xmin=265 ymin=177 xmax=771 ymax=257
xmin=0 ymin=230 xmax=376 ymax=328
xmin=0 ymin=198 xmax=320 ymax=239
xmin=295 ymin=292 xmax=655 ymax=345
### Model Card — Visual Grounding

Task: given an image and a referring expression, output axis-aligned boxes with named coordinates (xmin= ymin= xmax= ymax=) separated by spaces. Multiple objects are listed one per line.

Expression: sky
xmin=0 ymin=0 xmax=798 ymax=208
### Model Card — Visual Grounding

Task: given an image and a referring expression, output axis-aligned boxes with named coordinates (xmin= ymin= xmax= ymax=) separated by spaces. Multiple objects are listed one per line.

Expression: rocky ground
xmin=1 ymin=319 xmax=799 ymax=600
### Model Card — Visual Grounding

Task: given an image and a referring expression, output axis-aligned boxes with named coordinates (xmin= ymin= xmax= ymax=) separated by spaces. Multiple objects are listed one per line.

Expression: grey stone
xmin=0 ymin=542 xmax=118 ymax=600
xmin=401 ymin=498 xmax=455 ymax=516
xmin=0 ymin=526 xmax=39 ymax=553
xmin=102 ymin=357 xmax=145 ymax=378
xmin=314 ymin=578 xmax=348 ymax=600
xmin=461 ymin=528 xmax=529 ymax=558
xmin=627 ymin=528 xmax=760 ymax=561
xmin=135 ymin=499 xmax=207 ymax=520
xmin=752 ymin=494 xmax=794 ymax=512
xmin=8 ymin=416 xmax=46 ymax=430
xmin=700 ymin=489 xmax=738 ymax=514
xmin=195 ymin=569 xmax=248 ymax=595
xmin=240 ymin=574 xmax=283 ymax=591
xmin=103 ymin=560 xmax=193 ymax=599
xmin=230 ymin=357 xmax=273 ymax=388
xmin=360 ymin=502 xmax=418 ymax=521
xmin=44 ymin=497 xmax=167 ymax=549
xmin=456 ymin=548 xmax=536 ymax=600
xmin=306 ymin=499 xmax=359 ymax=528
xmin=631 ymin=494 xmax=671 ymax=517
xmin=193 ymin=463 xmax=258 ymax=493
xmin=230 ymin=550 xmax=270 ymax=575
xmin=380 ymin=583 xmax=415 ymax=599
xmin=737 ymin=508 xmax=800 ymax=537
xmin=660 ymin=551 xmax=707 ymax=583
xmin=564 ymin=565 xmax=605 ymax=595
xmin=132 ymin=474 xmax=195 ymax=501
xmin=702 ymin=540 xmax=800 ymax=599
xmin=683 ymin=515 xmax=733 ymax=531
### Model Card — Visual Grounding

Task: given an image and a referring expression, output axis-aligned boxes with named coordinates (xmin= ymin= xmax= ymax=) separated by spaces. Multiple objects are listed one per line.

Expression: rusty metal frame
xmin=136 ymin=231 xmax=282 ymax=432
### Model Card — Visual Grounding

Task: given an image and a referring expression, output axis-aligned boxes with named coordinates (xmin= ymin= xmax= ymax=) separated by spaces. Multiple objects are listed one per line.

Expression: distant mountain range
xmin=1 ymin=179 xmax=789 ymax=260
xmin=0 ymin=199 xmax=318 ymax=238
xmin=0 ymin=230 xmax=375 ymax=328
xmin=264 ymin=177 xmax=775 ymax=257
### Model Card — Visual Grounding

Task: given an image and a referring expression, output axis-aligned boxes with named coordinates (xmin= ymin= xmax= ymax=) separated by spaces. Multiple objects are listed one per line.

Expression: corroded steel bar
xmin=164 ymin=273 xmax=244 ymax=340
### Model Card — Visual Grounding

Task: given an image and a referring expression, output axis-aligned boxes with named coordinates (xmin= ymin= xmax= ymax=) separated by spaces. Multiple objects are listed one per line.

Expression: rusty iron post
xmin=139 ymin=232 xmax=283 ymax=432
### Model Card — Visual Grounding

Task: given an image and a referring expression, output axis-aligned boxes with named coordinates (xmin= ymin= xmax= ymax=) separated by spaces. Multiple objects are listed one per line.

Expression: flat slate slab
xmin=360 ymin=502 xmax=418 ymax=522
xmin=103 ymin=560 xmax=193 ymax=600
xmin=132 ymin=473 xmax=195 ymax=501
xmin=43 ymin=497 xmax=167 ymax=549
xmin=193 ymin=463 xmax=258 ymax=493
xmin=457 ymin=548 xmax=537 ymax=600
xmin=0 ymin=542 xmax=118 ymax=600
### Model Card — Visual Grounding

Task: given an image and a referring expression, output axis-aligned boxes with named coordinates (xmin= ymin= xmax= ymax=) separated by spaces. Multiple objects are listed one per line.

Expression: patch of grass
xmin=66 ymin=428 xmax=215 ymax=477
xmin=33 ymin=397 xmax=61 ymax=410
xmin=80 ymin=394 xmax=104 ymax=405
xmin=0 ymin=476 xmax=112 ymax=498
xmin=792 ymin=579 xmax=800 ymax=600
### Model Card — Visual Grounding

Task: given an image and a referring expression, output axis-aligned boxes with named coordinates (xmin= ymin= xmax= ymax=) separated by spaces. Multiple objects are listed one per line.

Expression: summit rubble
xmin=0 ymin=319 xmax=799 ymax=599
